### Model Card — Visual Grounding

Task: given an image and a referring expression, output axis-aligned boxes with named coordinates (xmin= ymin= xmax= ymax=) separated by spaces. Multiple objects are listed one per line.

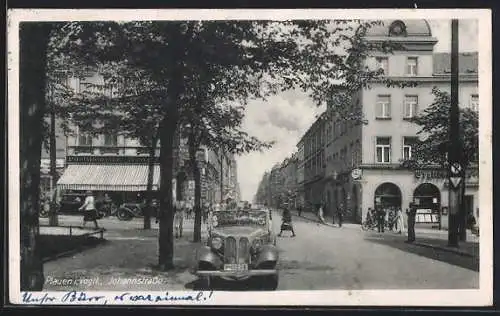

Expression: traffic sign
xmin=450 ymin=163 xmax=462 ymax=176
xmin=449 ymin=177 xmax=462 ymax=189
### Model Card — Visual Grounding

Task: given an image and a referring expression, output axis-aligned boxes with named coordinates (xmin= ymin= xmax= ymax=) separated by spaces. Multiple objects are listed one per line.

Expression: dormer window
xmin=389 ymin=20 xmax=407 ymax=37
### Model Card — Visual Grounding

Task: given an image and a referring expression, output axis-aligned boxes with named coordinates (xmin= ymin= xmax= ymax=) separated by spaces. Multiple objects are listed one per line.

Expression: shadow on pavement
xmin=40 ymin=235 xmax=107 ymax=263
xmin=365 ymin=234 xmax=479 ymax=272
xmin=185 ymin=277 xmax=274 ymax=291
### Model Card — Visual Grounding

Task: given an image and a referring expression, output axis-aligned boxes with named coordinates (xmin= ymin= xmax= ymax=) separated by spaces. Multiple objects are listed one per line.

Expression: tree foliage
xmin=404 ymin=87 xmax=479 ymax=169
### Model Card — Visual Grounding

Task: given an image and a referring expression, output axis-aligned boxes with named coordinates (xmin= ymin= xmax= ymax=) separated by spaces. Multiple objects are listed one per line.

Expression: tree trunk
xmin=144 ymin=134 xmax=159 ymax=230
xmin=49 ymin=107 xmax=59 ymax=226
xmin=189 ymin=136 xmax=202 ymax=242
xmin=20 ymin=22 xmax=51 ymax=291
xmin=158 ymin=116 xmax=177 ymax=270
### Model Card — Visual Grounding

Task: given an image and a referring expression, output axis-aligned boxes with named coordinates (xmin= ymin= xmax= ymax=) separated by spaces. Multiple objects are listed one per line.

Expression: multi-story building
xmin=56 ymin=71 xmax=238 ymax=206
xmin=254 ymin=171 xmax=270 ymax=206
xmin=299 ymin=111 xmax=328 ymax=211
xmin=322 ymin=19 xmax=479 ymax=225
xmin=280 ymin=154 xmax=299 ymax=208
xmin=296 ymin=139 xmax=306 ymax=208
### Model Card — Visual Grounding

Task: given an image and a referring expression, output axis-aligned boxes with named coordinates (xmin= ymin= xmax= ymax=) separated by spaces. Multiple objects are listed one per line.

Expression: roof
xmin=432 ymin=52 xmax=478 ymax=75
xmin=297 ymin=110 xmax=327 ymax=147
xmin=365 ymin=19 xmax=432 ymax=37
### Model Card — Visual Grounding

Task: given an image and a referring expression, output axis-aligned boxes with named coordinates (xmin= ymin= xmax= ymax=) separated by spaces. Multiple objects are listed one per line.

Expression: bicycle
xmin=361 ymin=216 xmax=377 ymax=231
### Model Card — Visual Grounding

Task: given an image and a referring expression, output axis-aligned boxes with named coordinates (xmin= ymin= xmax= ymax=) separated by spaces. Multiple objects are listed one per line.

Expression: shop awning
xmin=57 ymin=164 xmax=160 ymax=191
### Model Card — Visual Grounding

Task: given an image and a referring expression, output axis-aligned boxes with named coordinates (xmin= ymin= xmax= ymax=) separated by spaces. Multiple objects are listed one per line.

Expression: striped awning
xmin=57 ymin=164 xmax=160 ymax=191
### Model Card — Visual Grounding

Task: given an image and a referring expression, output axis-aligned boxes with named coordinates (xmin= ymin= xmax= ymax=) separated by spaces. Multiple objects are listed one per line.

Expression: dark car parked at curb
xmin=193 ymin=209 xmax=279 ymax=290
xmin=58 ymin=193 xmax=86 ymax=214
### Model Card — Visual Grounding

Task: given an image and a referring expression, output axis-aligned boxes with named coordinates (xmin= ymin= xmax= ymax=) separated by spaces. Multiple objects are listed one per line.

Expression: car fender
xmin=255 ymin=244 xmax=279 ymax=265
xmin=196 ymin=246 xmax=222 ymax=268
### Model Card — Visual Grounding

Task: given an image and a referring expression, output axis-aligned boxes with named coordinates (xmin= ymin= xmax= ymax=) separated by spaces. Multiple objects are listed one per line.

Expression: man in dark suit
xmin=406 ymin=203 xmax=417 ymax=243
xmin=376 ymin=206 xmax=386 ymax=233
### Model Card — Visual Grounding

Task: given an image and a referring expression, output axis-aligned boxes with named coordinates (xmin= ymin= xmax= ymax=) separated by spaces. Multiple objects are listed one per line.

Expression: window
xmin=376 ymin=95 xmax=391 ymax=119
xmin=406 ymin=57 xmax=418 ymax=76
xmin=470 ymin=94 xmax=479 ymax=111
xmin=403 ymin=137 xmax=418 ymax=161
xmin=104 ymin=134 xmax=118 ymax=146
xmin=78 ymin=133 xmax=92 ymax=146
xmin=404 ymin=95 xmax=418 ymax=118
xmin=376 ymin=57 xmax=389 ymax=75
xmin=376 ymin=137 xmax=391 ymax=163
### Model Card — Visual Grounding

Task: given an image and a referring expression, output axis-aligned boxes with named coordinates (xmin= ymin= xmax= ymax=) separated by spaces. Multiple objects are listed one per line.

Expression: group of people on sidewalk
xmin=297 ymin=202 xmax=345 ymax=227
xmin=366 ymin=206 xmax=407 ymax=234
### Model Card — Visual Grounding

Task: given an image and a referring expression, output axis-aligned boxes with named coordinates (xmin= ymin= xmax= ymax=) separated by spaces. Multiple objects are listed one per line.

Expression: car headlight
xmin=210 ymin=237 xmax=223 ymax=250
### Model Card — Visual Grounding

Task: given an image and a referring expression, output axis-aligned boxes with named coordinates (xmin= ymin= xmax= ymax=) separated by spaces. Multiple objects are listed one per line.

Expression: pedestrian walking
xmin=406 ymin=203 xmax=417 ymax=243
xmin=337 ymin=203 xmax=344 ymax=228
xmin=366 ymin=207 xmax=374 ymax=224
xmin=174 ymin=200 xmax=185 ymax=238
xmin=331 ymin=203 xmax=336 ymax=226
xmin=79 ymin=190 xmax=100 ymax=229
xmin=318 ymin=203 xmax=326 ymax=224
xmin=396 ymin=207 xmax=405 ymax=234
xmin=298 ymin=204 xmax=302 ymax=217
xmin=278 ymin=204 xmax=296 ymax=237
xmin=376 ymin=206 xmax=386 ymax=233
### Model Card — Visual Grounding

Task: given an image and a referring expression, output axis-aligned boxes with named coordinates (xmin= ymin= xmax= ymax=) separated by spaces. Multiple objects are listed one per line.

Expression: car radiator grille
xmin=224 ymin=237 xmax=237 ymax=264
xmin=223 ymin=237 xmax=250 ymax=264
xmin=238 ymin=237 xmax=250 ymax=264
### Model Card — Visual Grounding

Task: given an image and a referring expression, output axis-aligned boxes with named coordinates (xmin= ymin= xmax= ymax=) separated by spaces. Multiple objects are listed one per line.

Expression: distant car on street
xmin=193 ymin=209 xmax=279 ymax=290
xmin=58 ymin=192 xmax=86 ymax=214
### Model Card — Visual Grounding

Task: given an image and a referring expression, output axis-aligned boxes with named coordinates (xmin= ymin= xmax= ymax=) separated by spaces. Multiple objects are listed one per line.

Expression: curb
xmin=412 ymin=241 xmax=476 ymax=258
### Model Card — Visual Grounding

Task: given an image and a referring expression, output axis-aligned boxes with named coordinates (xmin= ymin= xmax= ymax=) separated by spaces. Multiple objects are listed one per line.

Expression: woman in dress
xmin=318 ymin=203 xmax=326 ymax=224
xmin=79 ymin=190 xmax=100 ymax=229
xmin=396 ymin=207 xmax=405 ymax=234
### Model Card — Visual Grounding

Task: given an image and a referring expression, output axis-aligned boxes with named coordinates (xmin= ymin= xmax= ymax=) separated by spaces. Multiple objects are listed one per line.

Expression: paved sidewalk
xmin=43 ymin=228 xmax=206 ymax=291
xmin=289 ymin=209 xmax=479 ymax=258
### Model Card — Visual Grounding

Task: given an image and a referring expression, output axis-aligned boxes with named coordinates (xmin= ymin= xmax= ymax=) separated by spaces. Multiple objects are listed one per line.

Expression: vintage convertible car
xmin=194 ymin=209 xmax=279 ymax=290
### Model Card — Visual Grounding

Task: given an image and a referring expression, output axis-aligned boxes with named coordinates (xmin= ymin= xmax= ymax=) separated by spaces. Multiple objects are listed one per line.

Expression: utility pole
xmin=447 ymin=19 xmax=462 ymax=247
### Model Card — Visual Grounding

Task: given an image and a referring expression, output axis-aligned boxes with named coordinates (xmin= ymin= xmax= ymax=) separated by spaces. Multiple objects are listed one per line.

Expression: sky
xmin=235 ymin=19 xmax=479 ymax=202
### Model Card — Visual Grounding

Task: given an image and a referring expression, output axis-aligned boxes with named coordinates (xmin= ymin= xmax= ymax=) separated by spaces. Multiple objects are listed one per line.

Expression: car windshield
xmin=212 ymin=210 xmax=267 ymax=227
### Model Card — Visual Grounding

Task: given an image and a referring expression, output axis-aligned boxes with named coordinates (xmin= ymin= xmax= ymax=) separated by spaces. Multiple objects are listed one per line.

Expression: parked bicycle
xmin=361 ymin=215 xmax=377 ymax=231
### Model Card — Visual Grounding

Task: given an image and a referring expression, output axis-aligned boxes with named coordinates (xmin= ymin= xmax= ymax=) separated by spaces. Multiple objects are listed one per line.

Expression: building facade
xmin=56 ymin=71 xmax=239 ymax=206
xmin=300 ymin=112 xmax=328 ymax=212
xmin=321 ymin=19 xmax=479 ymax=225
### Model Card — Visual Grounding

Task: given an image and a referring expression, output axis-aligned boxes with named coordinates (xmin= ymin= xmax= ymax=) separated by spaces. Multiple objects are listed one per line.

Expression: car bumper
xmin=195 ymin=269 xmax=277 ymax=278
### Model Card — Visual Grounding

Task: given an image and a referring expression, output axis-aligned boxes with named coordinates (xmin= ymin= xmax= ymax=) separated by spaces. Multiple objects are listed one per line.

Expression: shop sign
xmin=414 ymin=169 xmax=447 ymax=180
